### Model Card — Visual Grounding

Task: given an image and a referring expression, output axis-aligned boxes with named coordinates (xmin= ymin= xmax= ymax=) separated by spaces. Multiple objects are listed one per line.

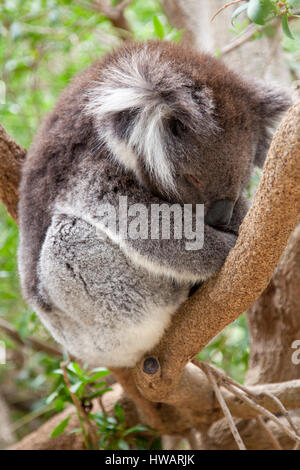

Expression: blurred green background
xmin=0 ymin=0 xmax=299 ymax=443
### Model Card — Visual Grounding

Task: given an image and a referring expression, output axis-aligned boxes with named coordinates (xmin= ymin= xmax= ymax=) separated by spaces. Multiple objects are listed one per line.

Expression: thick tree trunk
xmin=246 ymin=224 xmax=300 ymax=385
xmin=162 ymin=0 xmax=299 ymax=450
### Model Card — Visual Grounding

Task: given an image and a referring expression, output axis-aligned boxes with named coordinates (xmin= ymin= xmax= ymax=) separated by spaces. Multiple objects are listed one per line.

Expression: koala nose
xmin=206 ymin=199 xmax=234 ymax=227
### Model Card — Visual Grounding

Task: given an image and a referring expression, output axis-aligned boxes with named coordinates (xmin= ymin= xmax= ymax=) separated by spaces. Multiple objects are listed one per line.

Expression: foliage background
xmin=0 ymin=0 xmax=299 ymax=445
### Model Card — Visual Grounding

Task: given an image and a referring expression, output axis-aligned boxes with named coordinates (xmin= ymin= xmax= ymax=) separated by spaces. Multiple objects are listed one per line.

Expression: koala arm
xmin=61 ymin=173 xmax=241 ymax=283
xmin=120 ymin=223 xmax=237 ymax=283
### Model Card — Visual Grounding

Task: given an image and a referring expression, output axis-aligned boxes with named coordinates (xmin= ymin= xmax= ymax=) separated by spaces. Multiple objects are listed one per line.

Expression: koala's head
xmin=86 ymin=40 xmax=291 ymax=226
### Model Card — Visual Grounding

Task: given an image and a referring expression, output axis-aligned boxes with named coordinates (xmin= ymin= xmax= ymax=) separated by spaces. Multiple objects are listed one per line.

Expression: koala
xmin=18 ymin=41 xmax=290 ymax=368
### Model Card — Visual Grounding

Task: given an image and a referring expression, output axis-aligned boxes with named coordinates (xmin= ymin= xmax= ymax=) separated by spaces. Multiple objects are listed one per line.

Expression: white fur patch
xmin=34 ymin=300 xmax=183 ymax=368
xmin=85 ymin=48 xmax=178 ymax=192
xmin=105 ymin=134 xmax=139 ymax=173
xmin=85 ymin=45 xmax=218 ymax=195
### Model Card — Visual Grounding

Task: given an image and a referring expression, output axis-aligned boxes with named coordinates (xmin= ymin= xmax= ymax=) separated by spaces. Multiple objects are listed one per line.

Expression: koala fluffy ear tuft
xmin=254 ymin=85 xmax=292 ymax=168
xmin=257 ymin=85 xmax=292 ymax=120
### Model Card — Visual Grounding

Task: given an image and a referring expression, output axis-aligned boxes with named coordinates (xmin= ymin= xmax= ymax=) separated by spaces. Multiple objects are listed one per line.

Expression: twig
xmin=211 ymin=0 xmax=245 ymax=22
xmin=220 ymin=12 xmax=300 ymax=57
xmin=202 ymin=364 xmax=246 ymax=450
xmin=256 ymin=416 xmax=282 ymax=450
xmin=0 ymin=317 xmax=63 ymax=358
xmin=61 ymin=359 xmax=99 ymax=449
xmin=98 ymin=394 xmax=106 ymax=414
xmin=12 ymin=404 xmax=54 ymax=432
xmin=194 ymin=360 xmax=300 ymax=446
xmin=221 ymin=381 xmax=300 ymax=443
xmin=210 ymin=366 xmax=300 ymax=439
xmin=220 ymin=24 xmax=257 ymax=55
xmin=263 ymin=392 xmax=300 ymax=438
xmin=75 ymin=0 xmax=133 ymax=37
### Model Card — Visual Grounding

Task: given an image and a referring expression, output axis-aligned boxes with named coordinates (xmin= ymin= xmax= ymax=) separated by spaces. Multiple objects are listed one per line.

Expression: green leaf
xmin=118 ymin=439 xmax=130 ymax=450
xmin=247 ymin=0 xmax=275 ymax=25
xmin=123 ymin=425 xmax=150 ymax=436
xmin=88 ymin=370 xmax=110 ymax=382
xmin=282 ymin=13 xmax=294 ymax=39
xmin=153 ymin=15 xmax=165 ymax=39
xmin=107 ymin=416 xmax=118 ymax=426
xmin=92 ymin=381 xmax=106 ymax=389
xmin=69 ymin=381 xmax=83 ymax=394
xmin=114 ymin=403 xmax=124 ymax=423
xmin=67 ymin=361 xmax=83 ymax=377
xmin=67 ymin=428 xmax=82 ymax=435
xmin=90 ymin=367 xmax=110 ymax=375
xmin=167 ymin=29 xmax=184 ymax=43
xmin=46 ymin=390 xmax=58 ymax=405
xmin=50 ymin=416 xmax=70 ymax=438
xmin=231 ymin=4 xmax=249 ymax=26
xmin=150 ymin=437 xmax=163 ymax=450
xmin=54 ymin=397 xmax=66 ymax=412
xmin=85 ymin=389 xmax=111 ymax=400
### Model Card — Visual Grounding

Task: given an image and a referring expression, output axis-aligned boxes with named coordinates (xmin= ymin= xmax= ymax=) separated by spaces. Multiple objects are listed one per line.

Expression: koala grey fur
xmin=18 ymin=40 xmax=291 ymax=367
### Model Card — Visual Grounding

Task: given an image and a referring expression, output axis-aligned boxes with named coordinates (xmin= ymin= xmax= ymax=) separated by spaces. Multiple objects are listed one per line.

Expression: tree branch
xmin=131 ymin=102 xmax=300 ymax=402
xmin=76 ymin=0 xmax=133 ymax=39
xmin=0 ymin=317 xmax=63 ymax=358
xmin=210 ymin=0 xmax=245 ymax=23
xmin=8 ymin=373 xmax=300 ymax=449
xmin=0 ymin=125 xmax=26 ymax=222
xmin=1 ymin=80 xmax=299 ymax=451
xmin=1 ymin=97 xmax=300 ymax=445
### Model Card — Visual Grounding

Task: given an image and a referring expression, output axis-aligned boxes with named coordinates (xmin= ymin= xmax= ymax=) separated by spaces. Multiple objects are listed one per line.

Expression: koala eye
xmin=169 ymin=118 xmax=187 ymax=138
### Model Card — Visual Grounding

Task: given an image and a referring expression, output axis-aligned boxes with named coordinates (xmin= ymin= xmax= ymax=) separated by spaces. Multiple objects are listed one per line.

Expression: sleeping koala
xmin=18 ymin=40 xmax=290 ymax=367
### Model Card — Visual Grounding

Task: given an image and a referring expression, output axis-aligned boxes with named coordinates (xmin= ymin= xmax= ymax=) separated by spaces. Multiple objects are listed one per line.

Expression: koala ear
xmin=254 ymin=85 xmax=292 ymax=168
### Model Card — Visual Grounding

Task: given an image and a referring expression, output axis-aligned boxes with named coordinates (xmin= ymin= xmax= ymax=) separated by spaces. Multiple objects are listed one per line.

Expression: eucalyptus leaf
xmin=69 ymin=381 xmax=83 ymax=393
xmin=50 ymin=416 xmax=70 ymax=438
xmin=231 ymin=3 xmax=249 ymax=26
xmin=88 ymin=370 xmax=110 ymax=382
xmin=118 ymin=439 xmax=130 ymax=450
xmin=247 ymin=0 xmax=275 ymax=25
xmin=67 ymin=362 xmax=83 ymax=376
xmin=114 ymin=403 xmax=124 ymax=423
xmin=153 ymin=15 xmax=165 ymax=39
xmin=282 ymin=13 xmax=294 ymax=39
xmin=123 ymin=425 xmax=150 ymax=436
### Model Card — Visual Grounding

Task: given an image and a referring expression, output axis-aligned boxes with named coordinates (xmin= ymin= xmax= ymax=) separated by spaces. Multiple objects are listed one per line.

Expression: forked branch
xmin=131 ymin=102 xmax=300 ymax=402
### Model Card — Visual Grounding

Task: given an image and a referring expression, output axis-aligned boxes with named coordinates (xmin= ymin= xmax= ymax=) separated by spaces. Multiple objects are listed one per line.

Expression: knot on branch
xmin=142 ymin=357 xmax=160 ymax=375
